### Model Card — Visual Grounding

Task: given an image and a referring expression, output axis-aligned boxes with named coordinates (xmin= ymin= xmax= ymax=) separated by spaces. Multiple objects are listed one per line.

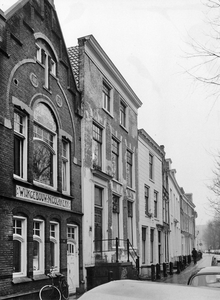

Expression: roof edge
xmin=78 ymin=34 xmax=142 ymax=110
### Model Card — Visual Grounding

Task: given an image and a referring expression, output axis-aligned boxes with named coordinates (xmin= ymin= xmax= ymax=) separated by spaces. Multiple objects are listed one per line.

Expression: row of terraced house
xmin=0 ymin=1 xmax=197 ymax=299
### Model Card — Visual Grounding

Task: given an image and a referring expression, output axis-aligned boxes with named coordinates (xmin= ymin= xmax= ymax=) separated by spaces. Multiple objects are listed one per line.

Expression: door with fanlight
xmin=67 ymin=225 xmax=79 ymax=294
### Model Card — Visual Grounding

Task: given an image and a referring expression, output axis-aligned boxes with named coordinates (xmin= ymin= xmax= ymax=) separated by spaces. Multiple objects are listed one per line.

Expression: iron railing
xmin=93 ymin=238 xmax=140 ymax=273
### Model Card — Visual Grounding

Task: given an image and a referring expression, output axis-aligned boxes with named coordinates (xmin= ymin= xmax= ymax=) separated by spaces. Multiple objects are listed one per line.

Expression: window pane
xmin=50 ymin=241 xmax=55 ymax=267
xmin=120 ymin=102 xmax=126 ymax=126
xmin=126 ymin=151 xmax=132 ymax=187
xmin=13 ymin=240 xmax=21 ymax=272
xmin=94 ymin=207 xmax=102 ymax=252
xmin=93 ymin=124 xmax=102 ymax=168
xmin=62 ymin=140 xmax=69 ymax=192
xmin=50 ymin=224 xmax=55 ymax=237
xmin=14 ymin=112 xmax=24 ymax=134
xmin=112 ymin=139 xmax=119 ymax=180
xmin=62 ymin=161 xmax=67 ymax=191
xmin=95 ymin=187 xmax=102 ymax=206
xmin=34 ymin=103 xmax=56 ymax=132
xmin=33 ymin=142 xmax=53 ymax=186
xmin=14 ymin=136 xmax=23 ymax=176
xmin=103 ymin=82 xmax=110 ymax=111
xmin=33 ymin=241 xmax=40 ymax=271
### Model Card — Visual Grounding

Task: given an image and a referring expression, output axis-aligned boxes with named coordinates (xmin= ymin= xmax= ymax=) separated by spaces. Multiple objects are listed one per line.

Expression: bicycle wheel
xmin=39 ymin=285 xmax=61 ymax=300
xmin=60 ymin=279 xmax=69 ymax=300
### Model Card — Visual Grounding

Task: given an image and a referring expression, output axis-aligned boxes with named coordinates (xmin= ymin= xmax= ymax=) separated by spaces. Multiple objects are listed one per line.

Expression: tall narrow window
xmin=50 ymin=221 xmax=60 ymax=271
xmin=112 ymin=138 xmax=119 ymax=180
xmin=33 ymin=219 xmax=44 ymax=275
xmin=62 ymin=140 xmax=70 ymax=193
xmin=154 ymin=191 xmax=158 ymax=218
xmin=93 ymin=123 xmax=102 ymax=169
xmin=158 ymin=231 xmax=161 ymax=264
xmin=142 ymin=227 xmax=146 ymax=264
xmin=126 ymin=150 xmax=133 ymax=187
xmin=144 ymin=185 xmax=149 ymax=215
xmin=13 ymin=216 xmax=27 ymax=278
xmin=94 ymin=186 xmax=103 ymax=252
xmin=14 ymin=111 xmax=27 ymax=179
xmin=36 ymin=41 xmax=57 ymax=90
xmin=33 ymin=103 xmax=57 ymax=188
xmin=149 ymin=154 xmax=153 ymax=180
xmin=103 ymin=81 xmax=111 ymax=112
xmin=127 ymin=201 xmax=133 ymax=245
xmin=120 ymin=101 xmax=126 ymax=127
xmin=112 ymin=195 xmax=120 ymax=244
xmin=150 ymin=229 xmax=154 ymax=263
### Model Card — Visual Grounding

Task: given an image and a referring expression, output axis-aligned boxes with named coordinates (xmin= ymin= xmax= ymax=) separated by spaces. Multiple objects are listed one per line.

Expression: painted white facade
xmin=138 ymin=129 xmax=165 ymax=277
xmin=166 ymin=159 xmax=182 ymax=263
xmin=180 ymin=191 xmax=196 ymax=256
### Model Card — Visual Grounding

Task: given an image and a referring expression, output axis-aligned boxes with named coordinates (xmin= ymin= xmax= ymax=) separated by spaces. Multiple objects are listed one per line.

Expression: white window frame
xmin=127 ymin=201 xmax=133 ymax=245
xmin=120 ymin=100 xmax=127 ymax=128
xmin=36 ymin=43 xmax=56 ymax=89
xmin=92 ymin=123 xmax=103 ymax=170
xmin=62 ymin=139 xmax=70 ymax=194
xmin=112 ymin=194 xmax=121 ymax=246
xmin=154 ymin=191 xmax=158 ymax=218
xmin=13 ymin=216 xmax=27 ymax=278
xmin=102 ymin=81 xmax=112 ymax=113
xmin=33 ymin=219 xmax=45 ymax=275
xmin=50 ymin=221 xmax=60 ymax=272
xmin=112 ymin=137 xmax=120 ymax=181
xmin=126 ymin=150 xmax=133 ymax=188
xmin=13 ymin=110 xmax=28 ymax=180
xmin=149 ymin=153 xmax=154 ymax=180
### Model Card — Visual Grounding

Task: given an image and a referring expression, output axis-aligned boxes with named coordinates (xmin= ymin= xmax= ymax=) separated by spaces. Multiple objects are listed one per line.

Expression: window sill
xmin=12 ymin=277 xmax=32 ymax=284
xmin=120 ymin=124 xmax=128 ymax=133
xmin=145 ymin=213 xmax=153 ymax=218
xmin=43 ymin=86 xmax=52 ymax=94
xmin=13 ymin=175 xmax=31 ymax=185
xmin=102 ymin=108 xmax=113 ymax=118
xmin=126 ymin=186 xmax=136 ymax=193
xmin=112 ymin=178 xmax=123 ymax=186
xmin=33 ymin=274 xmax=48 ymax=281
xmin=33 ymin=181 xmax=57 ymax=192
xmin=62 ymin=190 xmax=71 ymax=197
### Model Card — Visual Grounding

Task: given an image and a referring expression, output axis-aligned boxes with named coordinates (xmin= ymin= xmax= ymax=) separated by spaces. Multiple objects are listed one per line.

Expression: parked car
xmin=211 ymin=254 xmax=220 ymax=266
xmin=80 ymin=279 xmax=220 ymax=300
xmin=187 ymin=266 xmax=220 ymax=288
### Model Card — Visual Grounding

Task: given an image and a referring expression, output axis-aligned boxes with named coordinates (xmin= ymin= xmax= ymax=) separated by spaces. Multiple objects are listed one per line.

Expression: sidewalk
xmin=69 ymin=293 xmax=83 ymax=299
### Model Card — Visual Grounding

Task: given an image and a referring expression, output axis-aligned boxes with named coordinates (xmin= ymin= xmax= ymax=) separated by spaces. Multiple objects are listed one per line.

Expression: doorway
xmin=67 ymin=225 xmax=79 ymax=294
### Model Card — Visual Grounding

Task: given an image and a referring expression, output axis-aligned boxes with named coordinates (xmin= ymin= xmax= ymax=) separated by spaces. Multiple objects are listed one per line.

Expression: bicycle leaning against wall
xmin=39 ymin=266 xmax=69 ymax=300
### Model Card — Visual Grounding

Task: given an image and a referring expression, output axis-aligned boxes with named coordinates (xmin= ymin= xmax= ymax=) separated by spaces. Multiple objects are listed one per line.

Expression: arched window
xmin=13 ymin=216 xmax=27 ymax=278
xmin=33 ymin=103 xmax=57 ymax=188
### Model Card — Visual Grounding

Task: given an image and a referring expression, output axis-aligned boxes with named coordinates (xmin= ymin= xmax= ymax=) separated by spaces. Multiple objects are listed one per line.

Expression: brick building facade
xmin=0 ymin=0 xmax=83 ymax=298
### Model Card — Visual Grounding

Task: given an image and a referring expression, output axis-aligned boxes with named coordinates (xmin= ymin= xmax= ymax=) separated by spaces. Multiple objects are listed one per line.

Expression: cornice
xmin=138 ymin=128 xmax=165 ymax=157
xmin=78 ymin=35 xmax=142 ymax=113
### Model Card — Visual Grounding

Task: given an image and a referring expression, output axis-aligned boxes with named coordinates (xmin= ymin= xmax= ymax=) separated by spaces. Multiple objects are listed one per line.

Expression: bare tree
xmin=207 ymin=154 xmax=220 ymax=214
xmin=203 ymin=218 xmax=220 ymax=249
xmin=186 ymin=0 xmax=220 ymax=94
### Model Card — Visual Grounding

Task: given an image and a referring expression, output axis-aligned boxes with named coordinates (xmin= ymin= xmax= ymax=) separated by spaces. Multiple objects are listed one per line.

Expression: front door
xmin=67 ymin=225 xmax=79 ymax=294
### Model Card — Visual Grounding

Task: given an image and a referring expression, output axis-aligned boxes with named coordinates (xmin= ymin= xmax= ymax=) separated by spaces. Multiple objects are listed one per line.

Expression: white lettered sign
xmin=16 ymin=185 xmax=71 ymax=210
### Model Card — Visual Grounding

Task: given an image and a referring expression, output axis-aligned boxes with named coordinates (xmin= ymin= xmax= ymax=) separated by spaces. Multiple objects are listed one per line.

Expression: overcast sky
xmin=2 ymin=0 xmax=219 ymax=225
